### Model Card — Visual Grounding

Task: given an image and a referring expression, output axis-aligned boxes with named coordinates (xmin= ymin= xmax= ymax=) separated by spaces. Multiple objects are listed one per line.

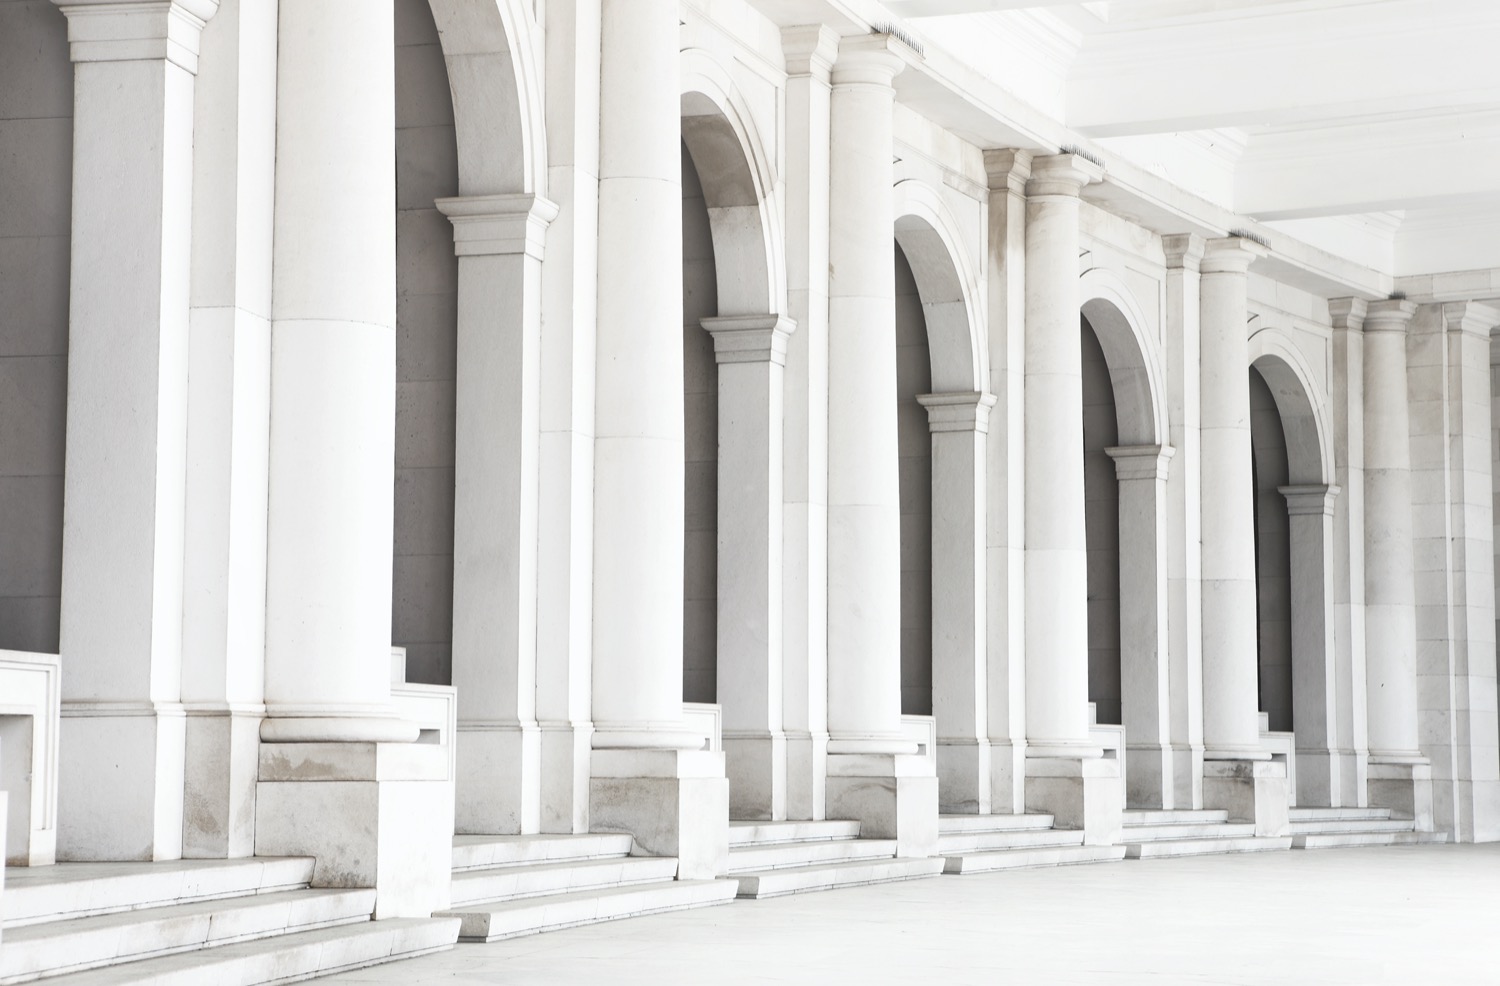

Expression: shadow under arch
xmin=892 ymin=178 xmax=986 ymax=391
xmin=426 ymin=0 xmax=545 ymax=195
xmin=1247 ymin=329 xmax=1334 ymax=486
xmin=681 ymin=49 xmax=784 ymax=318
xmin=1079 ymin=267 xmax=1167 ymax=448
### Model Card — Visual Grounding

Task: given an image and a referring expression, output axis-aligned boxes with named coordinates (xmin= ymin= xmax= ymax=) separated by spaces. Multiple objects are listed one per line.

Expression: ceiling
xmin=880 ymin=0 xmax=1500 ymax=277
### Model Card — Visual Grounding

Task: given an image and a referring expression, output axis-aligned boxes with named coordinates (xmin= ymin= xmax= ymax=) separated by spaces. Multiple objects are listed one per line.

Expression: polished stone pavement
xmin=318 ymin=843 xmax=1500 ymax=985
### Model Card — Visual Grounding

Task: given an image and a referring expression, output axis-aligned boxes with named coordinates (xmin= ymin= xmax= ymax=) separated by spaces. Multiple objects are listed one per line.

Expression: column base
xmin=58 ymin=703 xmax=186 ymax=861
xmin=1169 ymin=743 xmax=1204 ymax=809
xmin=936 ymin=738 xmax=992 ymax=815
xmin=785 ymin=731 xmax=828 ymax=821
xmin=1202 ymin=759 xmax=1289 ymax=836
xmin=455 ymin=722 xmax=541 ymax=835
xmin=1368 ymin=757 xmax=1434 ymax=831
xmin=539 ymin=721 xmax=592 ymax=833
xmin=988 ymin=739 xmax=1027 ymax=815
xmin=182 ymin=706 xmax=263 ymax=858
xmin=590 ymin=749 xmax=728 ymax=879
xmin=1024 ymin=755 xmax=1122 ymax=845
xmin=255 ymin=741 xmax=453 ymax=918
xmin=1125 ymin=742 xmax=1174 ymax=810
xmin=826 ymin=753 xmax=937 ymax=857
xmin=1293 ymin=747 xmax=1361 ymax=809
xmin=724 ymin=732 xmax=787 ymax=821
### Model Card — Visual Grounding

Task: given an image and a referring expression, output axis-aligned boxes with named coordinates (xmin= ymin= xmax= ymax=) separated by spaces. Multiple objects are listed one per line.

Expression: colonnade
xmin=6 ymin=1 xmax=1494 ymax=922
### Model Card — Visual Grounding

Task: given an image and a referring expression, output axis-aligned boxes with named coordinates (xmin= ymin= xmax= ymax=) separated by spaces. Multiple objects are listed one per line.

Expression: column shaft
xmin=825 ymin=36 xmax=909 ymax=752
xmin=441 ymin=193 xmax=558 ymax=833
xmin=1022 ymin=154 xmax=1102 ymax=755
xmin=261 ymin=0 xmax=409 ymax=741
xmin=590 ymin=0 xmax=690 ymax=747
xmin=54 ymin=0 xmax=218 ymax=860
xmin=923 ymin=392 xmax=995 ymax=814
xmin=1282 ymin=483 xmax=1341 ymax=806
xmin=1363 ymin=301 xmax=1422 ymax=757
xmin=1108 ymin=445 xmax=1174 ymax=809
xmin=707 ymin=315 xmax=794 ymax=821
xmin=1199 ymin=236 xmax=1268 ymax=759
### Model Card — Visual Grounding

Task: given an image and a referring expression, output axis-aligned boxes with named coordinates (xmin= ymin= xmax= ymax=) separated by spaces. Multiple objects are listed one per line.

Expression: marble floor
xmin=317 ymin=843 xmax=1500 ymax=985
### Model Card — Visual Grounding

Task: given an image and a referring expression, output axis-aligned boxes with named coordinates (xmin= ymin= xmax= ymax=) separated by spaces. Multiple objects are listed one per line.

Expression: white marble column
xmin=779 ymin=25 xmax=837 ymax=822
xmin=1198 ymin=235 xmax=1287 ymax=835
xmin=1020 ymin=153 xmax=1119 ymax=843
xmin=922 ymin=392 xmax=995 ymax=815
xmin=254 ymin=0 xmax=449 ymax=917
xmin=1162 ymin=234 xmax=1206 ymax=809
xmin=587 ymin=0 xmax=725 ymax=878
xmin=180 ymin=0 xmax=275 ymax=859
xmin=1280 ymin=483 xmax=1343 ymax=808
xmin=439 ymin=193 xmax=558 ymax=835
xmin=1362 ymin=299 xmax=1433 ymax=826
xmin=52 ymin=0 xmax=217 ymax=861
xmin=824 ymin=33 xmax=935 ymax=855
xmin=982 ymin=150 xmax=1032 ymax=815
xmin=705 ymin=315 xmax=795 ymax=821
xmin=1107 ymin=444 xmax=1175 ymax=809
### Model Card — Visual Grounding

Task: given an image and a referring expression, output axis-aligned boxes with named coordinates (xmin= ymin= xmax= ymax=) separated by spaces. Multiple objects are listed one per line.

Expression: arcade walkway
xmin=317 ymin=844 xmax=1499 ymax=984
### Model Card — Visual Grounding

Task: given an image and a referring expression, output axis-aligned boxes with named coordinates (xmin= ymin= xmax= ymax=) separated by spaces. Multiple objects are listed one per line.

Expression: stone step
xmin=937 ymin=814 xmax=1055 ymax=835
xmin=1289 ymin=819 xmax=1414 ymax=836
xmin=1122 ymin=822 xmax=1258 ymax=842
xmin=1124 ymin=836 xmax=1294 ymax=859
xmin=451 ymin=833 xmax=634 ymax=872
xmin=942 ymin=844 xmax=1126 ymax=875
xmin=726 ymin=838 xmax=895 ymax=874
xmin=440 ymin=879 xmax=739 ymax=943
xmin=1 ymin=888 xmax=375 ymax=985
xmin=2 ymin=859 xmax=316 ymax=929
xmin=733 ymin=856 xmax=945 ymax=899
xmin=1121 ymin=809 xmax=1230 ymax=827
xmin=31 ymin=918 xmax=459 ymax=986
xmin=1293 ymin=830 xmax=1449 ymax=850
xmin=449 ymin=855 xmax=679 ymax=908
xmin=1287 ymin=807 xmax=1393 ymax=823
xmin=726 ymin=820 xmax=861 ymax=847
xmin=937 ymin=828 xmax=1085 ymax=855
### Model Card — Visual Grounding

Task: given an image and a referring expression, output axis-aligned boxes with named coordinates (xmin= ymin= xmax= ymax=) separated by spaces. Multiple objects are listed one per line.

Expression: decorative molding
xmin=917 ymin=391 xmax=996 ymax=434
xmin=436 ymin=193 xmax=559 ymax=260
xmin=701 ymin=314 xmax=796 ymax=365
xmin=1279 ymin=484 xmax=1340 ymax=517
xmin=1106 ymin=443 xmax=1174 ymax=482
xmin=52 ymin=0 xmax=219 ymax=73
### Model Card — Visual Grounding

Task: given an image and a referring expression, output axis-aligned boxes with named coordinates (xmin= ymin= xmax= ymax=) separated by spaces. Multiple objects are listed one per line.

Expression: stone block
xmin=454 ymin=723 xmax=539 ymax=835
xmin=1203 ymin=758 xmax=1289 ymax=836
xmin=724 ymin=733 xmax=787 ymax=821
xmin=589 ymin=749 xmax=728 ymax=880
xmin=1368 ymin=759 xmax=1434 ymax=831
xmin=1025 ymin=755 xmax=1122 ymax=845
xmin=826 ymin=752 xmax=938 ymax=857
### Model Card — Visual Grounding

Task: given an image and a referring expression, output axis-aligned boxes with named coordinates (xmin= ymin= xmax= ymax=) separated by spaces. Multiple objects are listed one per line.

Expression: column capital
xmin=1026 ymin=152 xmax=1104 ymax=198
xmin=436 ymin=193 xmax=559 ymax=260
xmin=701 ymin=314 xmax=796 ymax=366
xmin=1327 ymin=297 xmax=1368 ymax=331
xmin=1201 ymin=235 xmax=1269 ymax=275
xmin=1106 ymin=444 xmax=1174 ymax=482
xmin=52 ymin=0 xmax=218 ymax=73
xmin=1279 ymin=484 xmax=1340 ymax=517
xmin=1365 ymin=298 xmax=1418 ymax=334
xmin=1162 ymin=233 xmax=1205 ymax=273
xmin=1442 ymin=300 xmax=1500 ymax=339
xmin=983 ymin=149 xmax=1033 ymax=195
xmin=782 ymin=25 xmax=841 ymax=83
xmin=831 ymin=32 xmax=920 ymax=88
xmin=917 ymin=391 xmax=997 ymax=434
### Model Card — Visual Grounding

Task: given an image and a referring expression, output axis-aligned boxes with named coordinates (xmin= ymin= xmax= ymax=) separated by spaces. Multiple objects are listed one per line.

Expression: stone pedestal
xmin=590 ymin=750 xmax=729 ymax=879
xmin=1368 ymin=758 xmax=1434 ymax=830
xmin=1281 ymin=484 xmax=1344 ymax=808
xmin=827 ymin=754 xmax=938 ymax=857
xmin=1203 ymin=759 xmax=1290 ymax=837
xmin=255 ymin=742 xmax=452 ymax=917
xmin=1024 ymin=756 xmax=1123 ymax=846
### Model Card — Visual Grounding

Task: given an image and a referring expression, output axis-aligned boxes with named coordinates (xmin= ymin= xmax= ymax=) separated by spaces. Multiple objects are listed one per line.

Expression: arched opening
xmin=681 ymin=140 xmax=718 ymax=704
xmin=392 ymin=0 xmax=460 ymax=685
xmin=1250 ymin=367 xmax=1293 ymax=732
xmin=1082 ymin=317 xmax=1121 ymax=726
xmin=0 ymin=1 xmax=71 ymax=656
xmin=895 ymin=244 xmax=932 ymax=716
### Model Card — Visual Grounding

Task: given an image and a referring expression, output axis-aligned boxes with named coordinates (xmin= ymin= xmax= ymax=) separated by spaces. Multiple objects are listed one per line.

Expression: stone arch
xmin=426 ymin=0 xmax=545 ymax=195
xmin=892 ymin=179 xmax=987 ymax=392
xmin=681 ymin=48 xmax=784 ymax=317
xmin=1246 ymin=330 xmax=1333 ymax=486
xmin=1079 ymin=267 xmax=1167 ymax=447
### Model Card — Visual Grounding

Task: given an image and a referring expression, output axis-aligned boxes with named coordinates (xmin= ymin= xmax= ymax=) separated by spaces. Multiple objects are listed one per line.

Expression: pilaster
xmin=52 ymin=0 xmax=217 ymax=861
